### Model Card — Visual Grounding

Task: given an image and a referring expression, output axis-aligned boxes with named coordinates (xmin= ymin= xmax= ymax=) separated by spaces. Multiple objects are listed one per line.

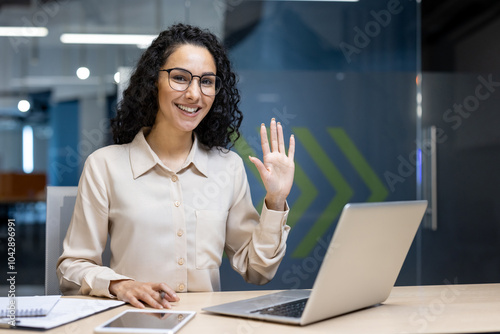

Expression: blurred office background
xmin=0 ymin=0 xmax=499 ymax=295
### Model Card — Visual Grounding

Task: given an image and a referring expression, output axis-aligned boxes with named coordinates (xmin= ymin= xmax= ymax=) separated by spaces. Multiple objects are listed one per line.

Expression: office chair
xmin=45 ymin=186 xmax=111 ymax=295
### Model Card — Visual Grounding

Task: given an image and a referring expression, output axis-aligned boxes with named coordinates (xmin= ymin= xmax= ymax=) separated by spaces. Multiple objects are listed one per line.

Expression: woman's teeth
xmin=176 ymin=104 xmax=198 ymax=113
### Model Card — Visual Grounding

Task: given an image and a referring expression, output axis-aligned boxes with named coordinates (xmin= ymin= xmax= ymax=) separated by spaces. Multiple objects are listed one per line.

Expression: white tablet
xmin=94 ymin=309 xmax=196 ymax=334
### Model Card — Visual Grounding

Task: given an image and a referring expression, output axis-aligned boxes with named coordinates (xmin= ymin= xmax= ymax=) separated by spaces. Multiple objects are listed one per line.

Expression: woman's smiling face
xmin=155 ymin=44 xmax=217 ymax=135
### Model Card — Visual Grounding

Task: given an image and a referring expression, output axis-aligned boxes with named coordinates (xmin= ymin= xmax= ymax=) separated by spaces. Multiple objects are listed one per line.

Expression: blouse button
xmin=171 ymin=175 xmax=178 ymax=182
xmin=178 ymin=283 xmax=185 ymax=291
xmin=178 ymin=258 xmax=185 ymax=266
xmin=177 ymin=229 xmax=184 ymax=237
xmin=174 ymin=201 xmax=181 ymax=207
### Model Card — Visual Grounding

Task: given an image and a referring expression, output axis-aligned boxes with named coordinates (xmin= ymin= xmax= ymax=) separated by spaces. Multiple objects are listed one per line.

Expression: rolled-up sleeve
xmin=224 ymin=157 xmax=291 ymax=284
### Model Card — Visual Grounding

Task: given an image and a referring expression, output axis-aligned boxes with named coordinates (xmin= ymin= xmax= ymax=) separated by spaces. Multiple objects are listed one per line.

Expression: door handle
xmin=422 ymin=126 xmax=437 ymax=230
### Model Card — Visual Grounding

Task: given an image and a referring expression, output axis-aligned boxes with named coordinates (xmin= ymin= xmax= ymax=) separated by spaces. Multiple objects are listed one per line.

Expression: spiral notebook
xmin=0 ymin=295 xmax=60 ymax=317
xmin=0 ymin=296 xmax=124 ymax=329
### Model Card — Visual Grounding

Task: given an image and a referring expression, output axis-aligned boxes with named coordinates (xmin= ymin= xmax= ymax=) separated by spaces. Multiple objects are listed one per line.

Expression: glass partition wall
xmin=222 ymin=0 xmax=420 ymax=289
xmin=0 ymin=0 xmax=421 ymax=293
xmin=420 ymin=72 xmax=500 ymax=285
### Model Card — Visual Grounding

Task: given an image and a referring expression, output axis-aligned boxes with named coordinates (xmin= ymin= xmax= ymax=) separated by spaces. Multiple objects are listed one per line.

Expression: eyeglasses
xmin=159 ymin=68 xmax=222 ymax=96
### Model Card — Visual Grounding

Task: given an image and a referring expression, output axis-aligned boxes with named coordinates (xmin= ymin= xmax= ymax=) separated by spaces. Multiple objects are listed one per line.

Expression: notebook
xmin=203 ymin=200 xmax=428 ymax=326
xmin=0 ymin=295 xmax=60 ymax=317
xmin=1 ymin=298 xmax=124 ymax=329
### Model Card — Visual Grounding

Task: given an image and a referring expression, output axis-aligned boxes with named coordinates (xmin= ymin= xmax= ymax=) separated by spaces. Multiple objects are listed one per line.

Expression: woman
xmin=57 ymin=23 xmax=295 ymax=310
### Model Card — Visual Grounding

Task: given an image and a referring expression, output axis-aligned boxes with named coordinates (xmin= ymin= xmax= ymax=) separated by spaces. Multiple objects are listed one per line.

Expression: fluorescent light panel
xmin=23 ymin=125 xmax=34 ymax=174
xmin=0 ymin=26 xmax=48 ymax=37
xmin=60 ymin=33 xmax=156 ymax=47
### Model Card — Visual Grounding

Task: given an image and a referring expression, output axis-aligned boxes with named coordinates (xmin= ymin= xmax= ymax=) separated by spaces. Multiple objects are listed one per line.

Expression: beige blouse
xmin=57 ymin=128 xmax=290 ymax=297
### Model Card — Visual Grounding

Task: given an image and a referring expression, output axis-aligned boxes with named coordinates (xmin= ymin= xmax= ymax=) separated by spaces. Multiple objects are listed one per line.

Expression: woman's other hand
xmin=109 ymin=280 xmax=180 ymax=309
xmin=249 ymin=118 xmax=295 ymax=211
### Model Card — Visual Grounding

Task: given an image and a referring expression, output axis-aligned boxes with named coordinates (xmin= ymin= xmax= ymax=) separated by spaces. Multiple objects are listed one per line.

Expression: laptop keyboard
xmin=250 ymin=298 xmax=308 ymax=318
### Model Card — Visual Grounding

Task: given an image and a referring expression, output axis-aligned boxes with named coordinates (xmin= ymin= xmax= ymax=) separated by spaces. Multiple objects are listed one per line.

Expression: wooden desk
xmin=11 ymin=283 xmax=500 ymax=333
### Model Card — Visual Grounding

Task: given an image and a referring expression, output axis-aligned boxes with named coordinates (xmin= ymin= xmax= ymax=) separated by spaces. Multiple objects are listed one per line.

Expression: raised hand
xmin=249 ymin=118 xmax=295 ymax=211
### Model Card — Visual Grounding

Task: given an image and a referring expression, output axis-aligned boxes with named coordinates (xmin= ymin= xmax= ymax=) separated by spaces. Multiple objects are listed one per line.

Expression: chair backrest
xmin=45 ymin=186 xmax=111 ymax=295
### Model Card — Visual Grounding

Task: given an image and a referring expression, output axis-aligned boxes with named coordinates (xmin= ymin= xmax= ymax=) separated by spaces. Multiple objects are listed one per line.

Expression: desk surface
xmin=11 ymin=283 xmax=500 ymax=334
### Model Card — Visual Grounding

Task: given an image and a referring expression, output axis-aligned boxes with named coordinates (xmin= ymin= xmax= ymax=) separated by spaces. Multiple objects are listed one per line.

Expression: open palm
xmin=249 ymin=118 xmax=295 ymax=211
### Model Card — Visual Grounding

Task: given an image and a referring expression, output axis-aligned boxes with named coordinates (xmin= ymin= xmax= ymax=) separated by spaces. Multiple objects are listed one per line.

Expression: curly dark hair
xmin=111 ymin=23 xmax=242 ymax=149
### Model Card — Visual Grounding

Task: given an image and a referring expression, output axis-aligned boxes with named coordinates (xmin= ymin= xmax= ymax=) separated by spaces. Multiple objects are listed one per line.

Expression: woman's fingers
xmin=269 ymin=118 xmax=278 ymax=152
xmin=249 ymin=155 xmax=268 ymax=177
xmin=261 ymin=118 xmax=292 ymax=156
xmin=277 ymin=121 xmax=285 ymax=153
xmin=125 ymin=295 xmax=146 ymax=309
xmin=111 ymin=280 xmax=179 ymax=310
xmin=140 ymin=290 xmax=166 ymax=309
xmin=156 ymin=283 xmax=180 ymax=308
xmin=260 ymin=123 xmax=270 ymax=156
xmin=159 ymin=283 xmax=179 ymax=301
xmin=288 ymin=134 xmax=295 ymax=161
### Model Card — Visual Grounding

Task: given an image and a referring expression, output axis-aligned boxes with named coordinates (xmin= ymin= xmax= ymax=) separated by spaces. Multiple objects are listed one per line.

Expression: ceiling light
xmin=18 ymin=100 xmax=31 ymax=112
xmin=23 ymin=125 xmax=34 ymax=174
xmin=0 ymin=26 xmax=48 ymax=37
xmin=76 ymin=67 xmax=90 ymax=80
xmin=60 ymin=33 xmax=156 ymax=48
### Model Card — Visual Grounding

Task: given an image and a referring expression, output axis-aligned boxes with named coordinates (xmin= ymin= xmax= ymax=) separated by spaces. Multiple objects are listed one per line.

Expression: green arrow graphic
xmin=328 ymin=128 xmax=388 ymax=202
xmin=292 ymin=128 xmax=353 ymax=258
xmin=287 ymin=163 xmax=317 ymax=229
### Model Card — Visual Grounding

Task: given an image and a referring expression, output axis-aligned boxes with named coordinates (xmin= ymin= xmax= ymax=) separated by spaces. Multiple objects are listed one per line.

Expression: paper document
xmin=0 ymin=295 xmax=60 ymax=317
xmin=9 ymin=298 xmax=124 ymax=330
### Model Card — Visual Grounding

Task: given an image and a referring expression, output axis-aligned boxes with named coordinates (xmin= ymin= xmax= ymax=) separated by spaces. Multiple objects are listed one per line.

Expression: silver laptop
xmin=203 ymin=200 xmax=428 ymax=326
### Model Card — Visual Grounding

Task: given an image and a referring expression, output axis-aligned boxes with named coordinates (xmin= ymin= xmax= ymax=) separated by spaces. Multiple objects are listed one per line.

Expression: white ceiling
xmin=0 ymin=0 xmax=226 ymax=116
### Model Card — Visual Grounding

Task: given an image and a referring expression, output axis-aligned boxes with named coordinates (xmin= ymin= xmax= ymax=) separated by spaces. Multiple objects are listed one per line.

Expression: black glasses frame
xmin=159 ymin=68 xmax=221 ymax=96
